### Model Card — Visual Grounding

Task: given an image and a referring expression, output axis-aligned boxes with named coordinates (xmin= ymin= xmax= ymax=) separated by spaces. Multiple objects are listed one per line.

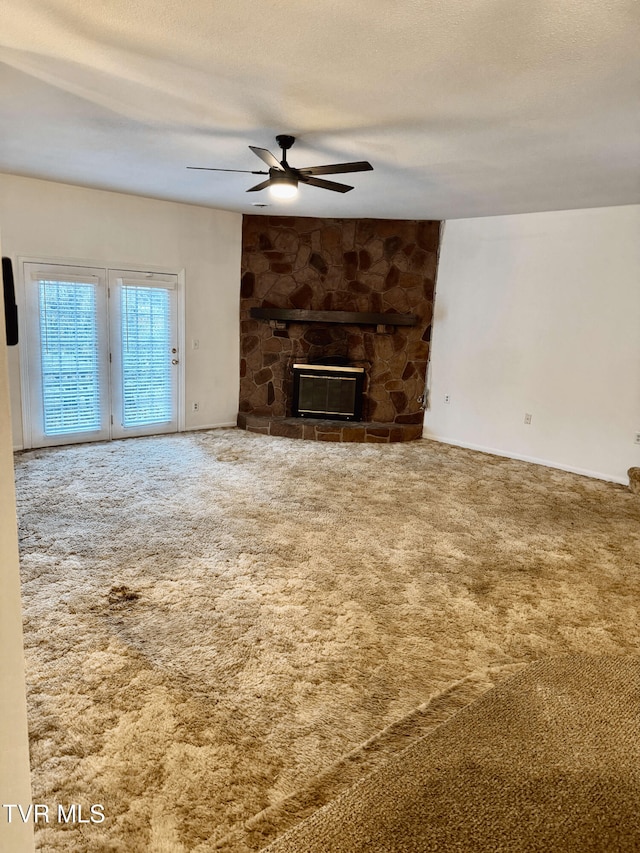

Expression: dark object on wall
xmin=292 ymin=363 xmax=365 ymax=421
xmin=2 ymin=257 xmax=18 ymax=346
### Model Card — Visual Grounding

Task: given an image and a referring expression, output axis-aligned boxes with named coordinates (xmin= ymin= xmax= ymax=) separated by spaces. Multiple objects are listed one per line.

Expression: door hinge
xmin=111 ymin=415 xmax=113 ymax=425
xmin=109 ymin=352 xmax=112 ymax=363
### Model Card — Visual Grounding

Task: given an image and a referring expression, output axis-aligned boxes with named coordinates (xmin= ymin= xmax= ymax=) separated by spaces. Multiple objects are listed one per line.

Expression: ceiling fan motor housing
xmin=270 ymin=169 xmax=297 ymax=183
xmin=275 ymin=135 xmax=296 ymax=151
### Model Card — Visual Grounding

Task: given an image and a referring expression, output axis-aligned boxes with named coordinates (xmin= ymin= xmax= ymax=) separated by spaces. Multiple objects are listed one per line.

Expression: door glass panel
xmin=38 ymin=280 xmax=101 ymax=436
xmin=121 ymin=285 xmax=173 ymax=428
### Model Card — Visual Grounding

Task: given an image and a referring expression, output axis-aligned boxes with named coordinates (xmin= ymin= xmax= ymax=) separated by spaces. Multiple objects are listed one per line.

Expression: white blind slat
xmin=32 ymin=272 xmax=99 ymax=283
xmin=117 ymin=276 xmax=176 ymax=290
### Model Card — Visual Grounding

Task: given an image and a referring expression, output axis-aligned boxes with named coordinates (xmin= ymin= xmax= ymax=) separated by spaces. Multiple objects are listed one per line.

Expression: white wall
xmin=0 ymin=174 xmax=242 ymax=448
xmin=424 ymin=205 xmax=640 ymax=483
xmin=0 ymin=230 xmax=34 ymax=853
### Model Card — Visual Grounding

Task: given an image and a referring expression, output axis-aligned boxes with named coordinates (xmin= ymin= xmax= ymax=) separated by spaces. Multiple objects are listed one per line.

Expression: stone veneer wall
xmin=239 ymin=216 xmax=441 ymax=425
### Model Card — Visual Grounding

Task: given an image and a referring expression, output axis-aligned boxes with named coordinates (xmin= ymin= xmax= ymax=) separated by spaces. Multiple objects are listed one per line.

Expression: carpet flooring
xmin=265 ymin=654 xmax=640 ymax=853
xmin=13 ymin=429 xmax=640 ymax=851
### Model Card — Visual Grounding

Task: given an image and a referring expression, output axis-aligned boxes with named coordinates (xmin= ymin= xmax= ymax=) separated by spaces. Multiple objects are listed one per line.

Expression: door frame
xmin=109 ymin=269 xmax=180 ymax=440
xmin=17 ymin=256 xmax=186 ymax=450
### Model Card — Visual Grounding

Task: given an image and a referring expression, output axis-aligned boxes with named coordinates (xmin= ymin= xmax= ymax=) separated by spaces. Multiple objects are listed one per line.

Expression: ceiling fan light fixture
xmin=269 ymin=175 xmax=298 ymax=199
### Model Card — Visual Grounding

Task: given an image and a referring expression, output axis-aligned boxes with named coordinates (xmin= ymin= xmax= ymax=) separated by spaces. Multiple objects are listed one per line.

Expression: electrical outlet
xmin=524 ymin=413 xmax=532 ymax=425
xmin=192 ymin=402 xmax=199 ymax=412
xmin=635 ymin=432 xmax=640 ymax=445
xmin=444 ymin=394 xmax=451 ymax=404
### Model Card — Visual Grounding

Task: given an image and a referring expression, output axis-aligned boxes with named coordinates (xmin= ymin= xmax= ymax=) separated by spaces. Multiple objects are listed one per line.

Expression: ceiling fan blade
xmin=246 ymin=179 xmax=272 ymax=193
xmin=298 ymin=161 xmax=373 ymax=176
xmin=187 ymin=167 xmax=268 ymax=174
xmin=249 ymin=146 xmax=283 ymax=170
xmin=301 ymin=176 xmax=353 ymax=193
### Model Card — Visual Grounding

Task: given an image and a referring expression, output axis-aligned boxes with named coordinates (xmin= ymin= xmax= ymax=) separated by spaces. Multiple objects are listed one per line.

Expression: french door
xmin=23 ymin=263 xmax=180 ymax=448
xmin=108 ymin=270 xmax=179 ymax=440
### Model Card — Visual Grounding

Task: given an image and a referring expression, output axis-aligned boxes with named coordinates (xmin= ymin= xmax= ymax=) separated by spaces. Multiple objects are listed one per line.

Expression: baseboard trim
xmin=422 ymin=433 xmax=627 ymax=485
xmin=13 ymin=426 xmax=238 ymax=452
xmin=182 ymin=422 xmax=237 ymax=432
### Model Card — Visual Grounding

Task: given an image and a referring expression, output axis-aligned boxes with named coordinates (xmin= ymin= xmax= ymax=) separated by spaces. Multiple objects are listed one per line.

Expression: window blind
xmin=121 ymin=285 xmax=172 ymax=427
xmin=38 ymin=281 xmax=101 ymax=436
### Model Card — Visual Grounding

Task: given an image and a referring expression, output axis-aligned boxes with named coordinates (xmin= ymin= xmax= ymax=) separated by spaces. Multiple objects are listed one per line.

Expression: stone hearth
xmin=238 ymin=216 xmax=441 ymax=443
xmin=237 ymin=413 xmax=423 ymax=443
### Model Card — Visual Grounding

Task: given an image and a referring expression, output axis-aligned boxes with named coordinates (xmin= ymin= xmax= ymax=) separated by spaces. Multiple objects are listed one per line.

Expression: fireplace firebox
xmin=292 ymin=364 xmax=365 ymax=421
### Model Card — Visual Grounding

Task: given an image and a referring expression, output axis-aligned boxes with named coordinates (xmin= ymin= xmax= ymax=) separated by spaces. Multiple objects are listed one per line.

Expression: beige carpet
xmin=13 ymin=429 xmax=640 ymax=852
xmin=265 ymin=654 xmax=640 ymax=853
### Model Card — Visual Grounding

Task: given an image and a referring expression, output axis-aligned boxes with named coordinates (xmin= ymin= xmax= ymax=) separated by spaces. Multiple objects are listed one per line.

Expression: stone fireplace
xmin=238 ymin=216 xmax=441 ymax=442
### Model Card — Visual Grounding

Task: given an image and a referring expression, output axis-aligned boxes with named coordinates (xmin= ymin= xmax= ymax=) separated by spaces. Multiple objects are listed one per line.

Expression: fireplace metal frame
xmin=292 ymin=363 xmax=365 ymax=421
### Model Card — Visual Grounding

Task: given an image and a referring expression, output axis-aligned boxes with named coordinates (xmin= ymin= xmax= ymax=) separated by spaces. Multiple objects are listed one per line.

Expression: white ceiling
xmin=1 ymin=0 xmax=639 ymax=220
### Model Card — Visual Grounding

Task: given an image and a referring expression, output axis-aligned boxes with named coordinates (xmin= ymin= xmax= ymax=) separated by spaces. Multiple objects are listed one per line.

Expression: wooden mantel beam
xmin=249 ymin=308 xmax=418 ymax=327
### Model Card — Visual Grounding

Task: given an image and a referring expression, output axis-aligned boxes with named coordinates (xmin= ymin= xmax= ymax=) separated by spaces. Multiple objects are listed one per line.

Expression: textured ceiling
xmin=1 ymin=0 xmax=639 ymax=219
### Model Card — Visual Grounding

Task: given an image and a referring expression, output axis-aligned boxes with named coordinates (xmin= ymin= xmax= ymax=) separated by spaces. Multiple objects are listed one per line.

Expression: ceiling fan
xmin=187 ymin=135 xmax=373 ymax=198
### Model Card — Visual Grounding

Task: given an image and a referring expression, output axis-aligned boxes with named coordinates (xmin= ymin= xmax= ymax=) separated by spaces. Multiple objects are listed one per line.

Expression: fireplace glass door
xmin=292 ymin=364 xmax=364 ymax=421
